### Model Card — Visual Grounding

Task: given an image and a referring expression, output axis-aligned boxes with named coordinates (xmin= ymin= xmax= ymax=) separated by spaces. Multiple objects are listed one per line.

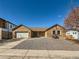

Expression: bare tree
xmin=64 ymin=7 xmax=79 ymax=30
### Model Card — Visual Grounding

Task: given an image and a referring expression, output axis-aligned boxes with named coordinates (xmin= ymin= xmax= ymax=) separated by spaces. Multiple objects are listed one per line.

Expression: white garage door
xmin=16 ymin=33 xmax=29 ymax=38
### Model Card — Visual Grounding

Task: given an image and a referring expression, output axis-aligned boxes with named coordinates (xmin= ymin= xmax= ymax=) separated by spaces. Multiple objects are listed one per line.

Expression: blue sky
xmin=0 ymin=0 xmax=79 ymax=27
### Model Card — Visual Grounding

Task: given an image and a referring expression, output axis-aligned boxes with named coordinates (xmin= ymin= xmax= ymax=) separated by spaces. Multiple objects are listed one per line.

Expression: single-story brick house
xmin=12 ymin=24 xmax=66 ymax=39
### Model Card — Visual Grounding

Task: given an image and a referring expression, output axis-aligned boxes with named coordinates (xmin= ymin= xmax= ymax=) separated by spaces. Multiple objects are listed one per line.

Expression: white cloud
xmin=58 ymin=15 xmax=62 ymax=18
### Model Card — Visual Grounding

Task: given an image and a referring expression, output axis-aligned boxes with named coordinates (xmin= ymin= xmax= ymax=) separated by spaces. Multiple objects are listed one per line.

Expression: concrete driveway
xmin=12 ymin=38 xmax=79 ymax=51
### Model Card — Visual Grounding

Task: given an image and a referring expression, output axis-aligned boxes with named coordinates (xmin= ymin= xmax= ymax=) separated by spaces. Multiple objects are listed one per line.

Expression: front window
xmin=57 ymin=30 xmax=60 ymax=35
xmin=53 ymin=30 xmax=60 ymax=35
xmin=10 ymin=25 xmax=12 ymax=28
xmin=53 ymin=31 xmax=55 ymax=34
xmin=2 ymin=23 xmax=6 ymax=28
xmin=73 ymin=32 xmax=76 ymax=34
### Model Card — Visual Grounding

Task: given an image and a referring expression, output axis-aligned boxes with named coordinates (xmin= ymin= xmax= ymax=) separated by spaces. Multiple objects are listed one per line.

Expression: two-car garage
xmin=16 ymin=32 xmax=29 ymax=38
xmin=12 ymin=25 xmax=31 ymax=39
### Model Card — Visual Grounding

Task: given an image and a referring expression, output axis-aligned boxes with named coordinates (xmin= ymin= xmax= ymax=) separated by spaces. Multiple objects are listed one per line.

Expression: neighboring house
xmin=66 ymin=30 xmax=79 ymax=39
xmin=45 ymin=24 xmax=66 ymax=39
xmin=12 ymin=24 xmax=66 ymax=39
xmin=0 ymin=18 xmax=17 ymax=40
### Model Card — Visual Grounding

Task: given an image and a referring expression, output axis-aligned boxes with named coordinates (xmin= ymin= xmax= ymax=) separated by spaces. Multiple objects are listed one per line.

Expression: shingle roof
xmin=67 ymin=29 xmax=79 ymax=31
xmin=0 ymin=18 xmax=17 ymax=26
xmin=13 ymin=24 xmax=65 ymax=31
xmin=12 ymin=24 xmax=32 ymax=31
xmin=46 ymin=24 xmax=66 ymax=31
xmin=30 ymin=27 xmax=47 ymax=31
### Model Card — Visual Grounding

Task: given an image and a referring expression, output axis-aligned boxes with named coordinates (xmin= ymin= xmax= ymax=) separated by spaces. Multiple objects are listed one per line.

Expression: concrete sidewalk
xmin=0 ymin=39 xmax=26 ymax=49
xmin=0 ymin=49 xmax=79 ymax=59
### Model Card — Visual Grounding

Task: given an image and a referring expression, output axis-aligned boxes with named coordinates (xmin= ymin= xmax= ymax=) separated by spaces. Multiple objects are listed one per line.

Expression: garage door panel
xmin=16 ymin=32 xmax=29 ymax=38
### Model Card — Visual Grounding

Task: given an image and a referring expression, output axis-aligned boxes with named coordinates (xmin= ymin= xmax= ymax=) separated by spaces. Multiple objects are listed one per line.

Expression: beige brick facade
xmin=13 ymin=25 xmax=32 ymax=38
xmin=45 ymin=24 xmax=66 ymax=38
